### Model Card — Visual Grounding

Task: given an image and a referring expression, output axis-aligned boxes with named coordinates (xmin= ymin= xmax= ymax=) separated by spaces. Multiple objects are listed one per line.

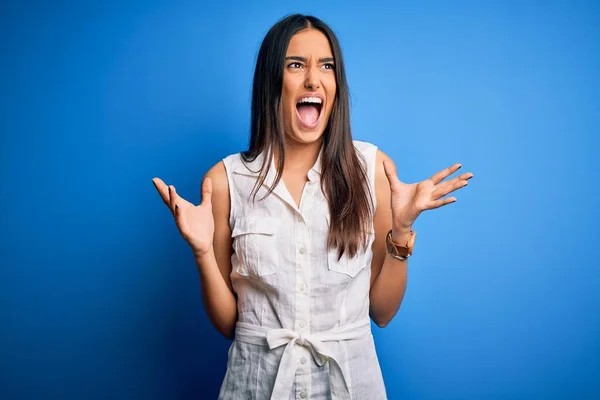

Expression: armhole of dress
xmin=221 ymin=155 xmax=237 ymax=229
xmin=354 ymin=141 xmax=379 ymax=221
xmin=359 ymin=142 xmax=378 ymax=216
xmin=367 ymin=144 xmax=378 ymax=214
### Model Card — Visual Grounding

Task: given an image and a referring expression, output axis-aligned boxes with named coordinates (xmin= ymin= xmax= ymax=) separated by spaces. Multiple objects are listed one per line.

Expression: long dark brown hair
xmin=242 ymin=14 xmax=373 ymax=259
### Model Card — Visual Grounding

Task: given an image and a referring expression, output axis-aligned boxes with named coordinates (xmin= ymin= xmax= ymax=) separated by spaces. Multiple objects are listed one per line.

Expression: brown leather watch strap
xmin=385 ymin=229 xmax=415 ymax=259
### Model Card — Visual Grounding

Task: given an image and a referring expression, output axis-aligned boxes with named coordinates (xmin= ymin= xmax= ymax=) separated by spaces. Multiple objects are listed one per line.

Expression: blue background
xmin=1 ymin=1 xmax=599 ymax=399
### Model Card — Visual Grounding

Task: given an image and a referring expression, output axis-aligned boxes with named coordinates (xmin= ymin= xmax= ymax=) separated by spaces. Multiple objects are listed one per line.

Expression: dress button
xmin=299 ymin=247 xmax=306 ymax=255
xmin=298 ymin=283 xmax=306 ymax=292
xmin=300 ymin=356 xmax=307 ymax=364
xmin=298 ymin=321 xmax=306 ymax=328
xmin=297 ymin=215 xmax=303 ymax=222
xmin=299 ymin=391 xmax=307 ymax=399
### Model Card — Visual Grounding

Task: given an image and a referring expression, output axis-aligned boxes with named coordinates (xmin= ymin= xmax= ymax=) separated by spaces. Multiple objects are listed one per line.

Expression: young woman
xmin=153 ymin=14 xmax=472 ymax=400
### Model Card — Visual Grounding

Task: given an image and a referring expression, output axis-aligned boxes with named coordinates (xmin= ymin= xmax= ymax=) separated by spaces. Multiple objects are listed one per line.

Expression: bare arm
xmin=195 ymin=162 xmax=237 ymax=339
xmin=154 ymin=162 xmax=238 ymax=338
xmin=369 ymin=150 xmax=409 ymax=328
xmin=369 ymin=149 xmax=472 ymax=327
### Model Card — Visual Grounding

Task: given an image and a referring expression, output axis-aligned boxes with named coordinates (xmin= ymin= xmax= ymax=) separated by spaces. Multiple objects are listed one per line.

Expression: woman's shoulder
xmin=352 ymin=139 xmax=390 ymax=162
xmin=204 ymin=160 xmax=229 ymax=193
xmin=352 ymin=140 xmax=379 ymax=164
xmin=352 ymin=140 xmax=393 ymax=184
xmin=352 ymin=139 xmax=377 ymax=151
xmin=222 ymin=151 xmax=244 ymax=168
xmin=205 ymin=150 xmax=258 ymax=193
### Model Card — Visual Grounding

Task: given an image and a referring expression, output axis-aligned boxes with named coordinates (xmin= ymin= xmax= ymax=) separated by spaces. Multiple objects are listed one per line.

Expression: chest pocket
xmin=231 ymin=216 xmax=280 ymax=277
xmin=327 ymin=242 xmax=373 ymax=278
xmin=326 ymin=216 xmax=375 ymax=278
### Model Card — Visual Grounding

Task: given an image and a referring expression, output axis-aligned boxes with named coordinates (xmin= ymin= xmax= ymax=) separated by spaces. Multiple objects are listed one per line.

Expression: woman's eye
xmin=322 ymin=63 xmax=335 ymax=70
xmin=288 ymin=62 xmax=303 ymax=69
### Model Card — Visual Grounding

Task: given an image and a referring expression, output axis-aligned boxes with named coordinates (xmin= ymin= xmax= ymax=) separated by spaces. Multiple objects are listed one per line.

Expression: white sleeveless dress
xmin=218 ymin=140 xmax=387 ymax=400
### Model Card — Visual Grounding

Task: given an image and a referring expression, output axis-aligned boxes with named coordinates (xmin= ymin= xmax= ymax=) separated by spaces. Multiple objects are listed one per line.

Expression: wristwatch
xmin=385 ymin=229 xmax=416 ymax=261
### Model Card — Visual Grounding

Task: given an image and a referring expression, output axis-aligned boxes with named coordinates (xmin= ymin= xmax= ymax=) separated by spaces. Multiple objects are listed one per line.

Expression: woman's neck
xmin=275 ymin=139 xmax=323 ymax=174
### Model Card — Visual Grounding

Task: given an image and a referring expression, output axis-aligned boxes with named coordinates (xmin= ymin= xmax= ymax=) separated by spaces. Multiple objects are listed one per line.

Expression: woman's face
xmin=282 ymin=28 xmax=337 ymax=145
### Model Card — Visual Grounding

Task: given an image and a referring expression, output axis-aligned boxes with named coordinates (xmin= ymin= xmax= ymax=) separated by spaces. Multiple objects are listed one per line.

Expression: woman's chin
xmin=287 ymin=126 xmax=325 ymax=145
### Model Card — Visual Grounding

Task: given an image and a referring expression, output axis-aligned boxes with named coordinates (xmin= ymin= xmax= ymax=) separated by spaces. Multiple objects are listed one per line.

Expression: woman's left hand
xmin=383 ymin=160 xmax=473 ymax=237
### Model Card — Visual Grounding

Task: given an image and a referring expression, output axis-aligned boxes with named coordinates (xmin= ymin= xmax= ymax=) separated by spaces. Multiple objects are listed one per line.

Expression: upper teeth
xmin=298 ymin=97 xmax=322 ymax=104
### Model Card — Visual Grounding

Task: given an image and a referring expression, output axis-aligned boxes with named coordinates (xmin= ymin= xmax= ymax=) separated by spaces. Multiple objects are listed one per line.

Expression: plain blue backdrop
xmin=1 ymin=1 xmax=599 ymax=399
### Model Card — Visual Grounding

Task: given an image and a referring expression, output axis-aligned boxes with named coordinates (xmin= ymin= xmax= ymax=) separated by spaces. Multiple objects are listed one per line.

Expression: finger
xmin=445 ymin=172 xmax=474 ymax=184
xmin=168 ymin=185 xmax=178 ymax=215
xmin=430 ymin=163 xmax=462 ymax=185
xmin=426 ymin=196 xmax=457 ymax=210
xmin=169 ymin=186 xmax=186 ymax=229
xmin=170 ymin=185 xmax=191 ymax=218
xmin=169 ymin=185 xmax=194 ymax=217
xmin=168 ymin=186 xmax=185 ymax=231
xmin=433 ymin=171 xmax=473 ymax=192
xmin=432 ymin=178 xmax=469 ymax=200
xmin=152 ymin=177 xmax=171 ymax=208
xmin=461 ymin=172 xmax=474 ymax=181
xmin=436 ymin=171 xmax=473 ymax=193
xmin=382 ymin=158 xmax=400 ymax=191
xmin=201 ymin=177 xmax=213 ymax=207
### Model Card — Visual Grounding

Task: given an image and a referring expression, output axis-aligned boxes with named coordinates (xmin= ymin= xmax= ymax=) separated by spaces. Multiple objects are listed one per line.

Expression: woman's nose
xmin=304 ymin=71 xmax=320 ymax=90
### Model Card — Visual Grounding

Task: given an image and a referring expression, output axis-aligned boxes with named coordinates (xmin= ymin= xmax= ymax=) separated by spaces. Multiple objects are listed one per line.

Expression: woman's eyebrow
xmin=285 ymin=56 xmax=306 ymax=62
xmin=285 ymin=56 xmax=335 ymax=63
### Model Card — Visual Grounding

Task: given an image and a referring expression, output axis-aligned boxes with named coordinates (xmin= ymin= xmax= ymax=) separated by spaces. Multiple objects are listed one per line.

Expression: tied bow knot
xmin=296 ymin=334 xmax=306 ymax=346
xmin=266 ymin=329 xmax=329 ymax=366
xmin=235 ymin=319 xmax=372 ymax=400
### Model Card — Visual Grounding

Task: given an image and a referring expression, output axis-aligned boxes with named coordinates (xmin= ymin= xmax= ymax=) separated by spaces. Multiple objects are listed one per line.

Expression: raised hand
xmin=152 ymin=177 xmax=215 ymax=255
xmin=383 ymin=160 xmax=473 ymax=234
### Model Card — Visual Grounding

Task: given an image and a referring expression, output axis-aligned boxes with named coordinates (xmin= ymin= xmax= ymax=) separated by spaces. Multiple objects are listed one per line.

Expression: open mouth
xmin=296 ymin=96 xmax=323 ymax=129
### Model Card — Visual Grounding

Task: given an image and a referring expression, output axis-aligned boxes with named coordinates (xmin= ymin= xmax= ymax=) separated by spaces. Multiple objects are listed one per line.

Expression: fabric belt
xmin=234 ymin=319 xmax=371 ymax=400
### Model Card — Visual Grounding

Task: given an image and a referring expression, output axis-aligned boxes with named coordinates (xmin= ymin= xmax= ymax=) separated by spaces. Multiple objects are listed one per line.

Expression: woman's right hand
xmin=152 ymin=177 xmax=215 ymax=256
